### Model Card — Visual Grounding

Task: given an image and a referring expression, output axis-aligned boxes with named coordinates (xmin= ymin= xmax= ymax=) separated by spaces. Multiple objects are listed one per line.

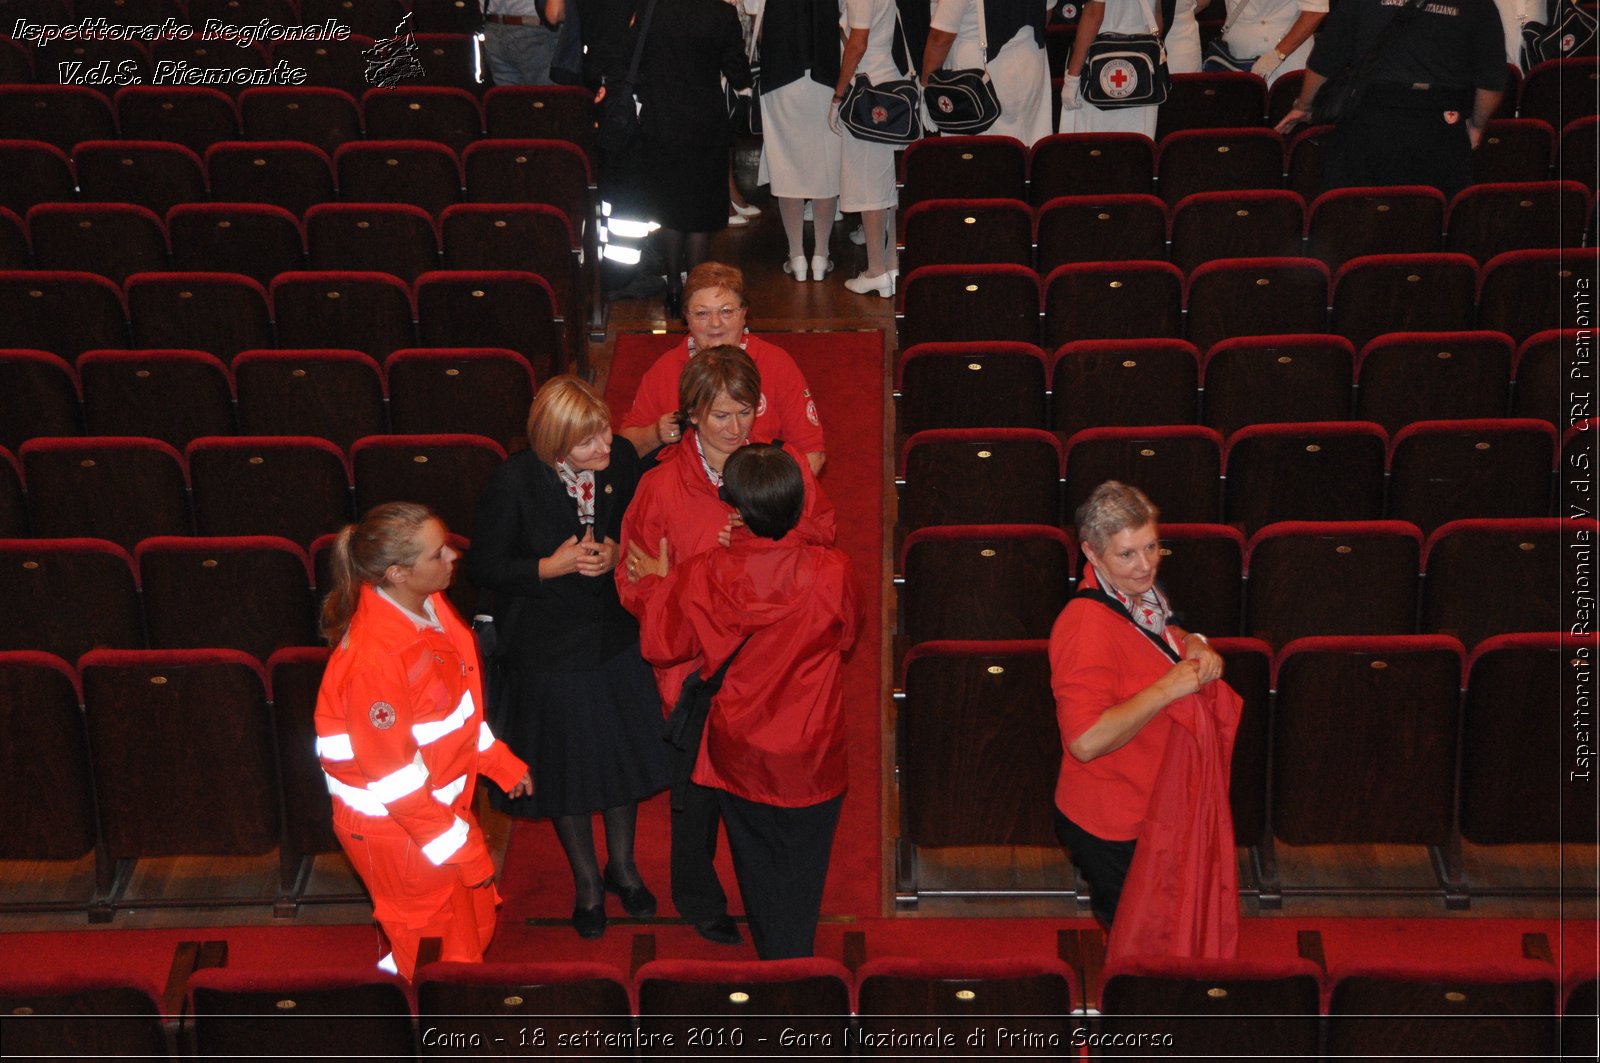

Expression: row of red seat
xmin=2 ymin=346 xmax=535 ymax=452
xmin=5 ymin=947 xmax=1589 ymax=1060
xmin=895 ymin=331 xmax=1579 ymax=438
xmin=0 ymin=268 xmax=566 ymax=371
xmin=0 ymin=533 xmax=486 ymax=665
xmin=0 ymin=82 xmax=597 ymax=158
xmin=901 ymin=182 xmax=1592 ymax=278
xmin=894 ymin=249 xmax=1597 ymax=354
xmin=2 ymin=199 xmax=582 ymax=287
xmin=892 ymin=518 xmax=1588 ymax=650
xmin=897 ymin=632 xmax=1594 ymax=917
xmin=896 ymin=420 xmax=1568 ymax=536
xmin=0 ymin=136 xmax=593 ymax=219
xmin=0 ymin=432 xmax=503 ymax=548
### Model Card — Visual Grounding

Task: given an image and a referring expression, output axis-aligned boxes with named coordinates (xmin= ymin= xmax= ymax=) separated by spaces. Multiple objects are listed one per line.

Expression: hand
xmin=657 ymin=411 xmax=683 ymax=447
xmin=540 ymin=534 xmax=587 ymax=579
xmin=716 ymin=509 xmax=745 ymax=548
xmin=544 ymin=0 xmax=565 ymax=25
xmin=1161 ymin=658 xmax=1206 ymax=702
xmin=507 ymin=772 xmax=533 ymax=800
xmin=828 ymin=97 xmax=843 ymax=134
xmin=1274 ymin=106 xmax=1311 ymax=134
xmin=1061 ymin=76 xmax=1082 ymax=112
xmin=625 ymin=536 xmax=670 ymax=582
xmin=1467 ymin=121 xmax=1484 ymax=149
xmin=1250 ymin=52 xmax=1282 ymax=79
xmin=574 ymin=527 xmax=619 ymax=577
xmin=1182 ymin=634 xmax=1225 ymax=685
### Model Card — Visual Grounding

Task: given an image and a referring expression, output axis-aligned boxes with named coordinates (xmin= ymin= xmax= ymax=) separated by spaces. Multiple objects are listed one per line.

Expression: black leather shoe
xmin=692 ymin=914 xmax=742 ymax=946
xmin=602 ymin=867 xmax=657 ymax=918
xmin=571 ymin=902 xmax=606 ymax=939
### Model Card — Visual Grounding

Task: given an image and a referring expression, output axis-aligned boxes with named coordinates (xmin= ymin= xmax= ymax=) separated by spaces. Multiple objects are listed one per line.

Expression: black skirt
xmin=640 ymin=133 xmax=731 ymax=233
xmin=490 ymin=642 xmax=671 ymax=819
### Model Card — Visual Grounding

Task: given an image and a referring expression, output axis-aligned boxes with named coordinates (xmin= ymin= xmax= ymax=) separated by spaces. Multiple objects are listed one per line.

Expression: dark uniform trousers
xmin=715 ymin=790 xmax=844 ymax=960
xmin=670 ymin=780 xmax=731 ymax=924
xmin=1054 ymin=806 xmax=1138 ymax=929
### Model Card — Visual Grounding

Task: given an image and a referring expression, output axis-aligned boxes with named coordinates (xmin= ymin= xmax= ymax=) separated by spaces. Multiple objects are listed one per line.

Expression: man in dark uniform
xmin=1276 ymin=0 xmax=1506 ymax=199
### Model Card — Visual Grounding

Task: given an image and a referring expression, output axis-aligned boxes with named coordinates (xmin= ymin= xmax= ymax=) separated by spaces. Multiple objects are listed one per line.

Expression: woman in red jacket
xmin=315 ymin=502 xmax=531 ymax=980
xmin=637 ymin=444 xmax=860 ymax=959
xmin=617 ymin=344 xmax=835 ymax=945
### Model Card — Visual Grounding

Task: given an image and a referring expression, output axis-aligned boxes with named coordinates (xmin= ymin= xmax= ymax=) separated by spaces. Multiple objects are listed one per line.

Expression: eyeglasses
xmin=686 ymin=305 xmax=744 ymax=323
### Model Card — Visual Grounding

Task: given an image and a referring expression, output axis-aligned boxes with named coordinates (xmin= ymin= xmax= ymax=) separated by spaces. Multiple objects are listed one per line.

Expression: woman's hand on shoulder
xmin=625 ymin=536 xmax=671 ymax=582
xmin=717 ymin=509 xmax=745 ymax=547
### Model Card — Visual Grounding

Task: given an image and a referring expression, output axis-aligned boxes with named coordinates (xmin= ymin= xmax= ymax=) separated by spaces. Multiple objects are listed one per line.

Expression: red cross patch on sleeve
xmin=369 ymin=701 xmax=397 ymax=730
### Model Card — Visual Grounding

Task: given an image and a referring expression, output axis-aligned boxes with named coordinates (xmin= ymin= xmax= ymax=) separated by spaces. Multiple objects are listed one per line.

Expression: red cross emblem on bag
xmin=1100 ymin=59 xmax=1137 ymax=99
xmin=937 ymin=95 xmax=953 ymax=113
xmin=872 ymin=104 xmax=889 ymax=125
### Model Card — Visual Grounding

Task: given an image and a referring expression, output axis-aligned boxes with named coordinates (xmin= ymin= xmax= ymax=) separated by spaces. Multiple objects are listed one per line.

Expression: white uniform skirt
xmin=758 ymin=73 xmax=843 ymax=199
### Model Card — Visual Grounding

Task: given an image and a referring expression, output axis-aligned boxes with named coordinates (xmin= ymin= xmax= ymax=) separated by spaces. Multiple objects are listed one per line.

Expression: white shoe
xmin=849 ymin=225 xmax=866 ymax=246
xmin=844 ymin=270 xmax=893 ymax=297
xmin=732 ymin=202 xmax=761 ymax=218
xmin=782 ymin=255 xmax=809 ymax=282
xmin=809 ymin=255 xmax=831 ymax=280
xmin=727 ymin=212 xmax=749 ymax=227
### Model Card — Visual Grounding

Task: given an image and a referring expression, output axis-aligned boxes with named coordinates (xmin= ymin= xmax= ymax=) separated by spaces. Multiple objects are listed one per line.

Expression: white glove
xmin=1062 ymin=76 xmax=1082 ymax=111
xmin=828 ymin=96 xmax=843 ymax=134
xmin=1250 ymin=52 xmax=1283 ymax=79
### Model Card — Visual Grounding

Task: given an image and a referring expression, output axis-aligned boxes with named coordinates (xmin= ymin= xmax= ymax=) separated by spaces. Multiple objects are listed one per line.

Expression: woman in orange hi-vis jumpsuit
xmin=315 ymin=502 xmax=531 ymax=980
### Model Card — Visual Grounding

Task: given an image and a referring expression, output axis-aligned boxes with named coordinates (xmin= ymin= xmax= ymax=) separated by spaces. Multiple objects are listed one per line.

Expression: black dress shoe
xmin=571 ymin=902 xmax=606 ymax=939
xmin=692 ymin=914 xmax=742 ymax=946
xmin=602 ymin=867 xmax=657 ymax=918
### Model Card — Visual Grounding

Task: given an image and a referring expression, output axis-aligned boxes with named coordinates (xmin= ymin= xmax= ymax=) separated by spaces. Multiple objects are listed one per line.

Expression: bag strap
xmin=1075 ymin=584 xmax=1183 ymax=664
xmin=624 ymin=0 xmax=660 ymax=84
xmin=892 ymin=3 xmax=919 ymax=80
xmin=747 ymin=0 xmax=765 ymax=64
xmin=1347 ymin=0 xmax=1429 ymax=78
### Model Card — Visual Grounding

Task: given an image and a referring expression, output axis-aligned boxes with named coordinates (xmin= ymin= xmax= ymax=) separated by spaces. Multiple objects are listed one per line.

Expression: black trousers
xmin=715 ymin=790 xmax=843 ymax=960
xmin=1054 ymin=807 xmax=1136 ymax=929
xmin=670 ymin=779 xmax=730 ymax=924
xmin=1325 ymin=87 xmax=1477 ymax=201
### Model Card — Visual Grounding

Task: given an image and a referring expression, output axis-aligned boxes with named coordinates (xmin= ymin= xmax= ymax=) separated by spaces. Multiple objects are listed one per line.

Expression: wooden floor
xmin=3 ymin=156 xmax=1592 ymax=932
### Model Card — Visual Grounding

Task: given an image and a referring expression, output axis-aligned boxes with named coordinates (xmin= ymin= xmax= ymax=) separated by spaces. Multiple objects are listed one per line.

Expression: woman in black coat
xmin=467 ymin=375 xmax=670 ymax=939
xmin=635 ymin=0 xmax=752 ymax=311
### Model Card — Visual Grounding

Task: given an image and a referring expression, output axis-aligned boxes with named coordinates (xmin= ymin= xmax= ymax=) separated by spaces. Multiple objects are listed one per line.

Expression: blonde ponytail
xmin=320 ymin=502 xmax=435 ymax=644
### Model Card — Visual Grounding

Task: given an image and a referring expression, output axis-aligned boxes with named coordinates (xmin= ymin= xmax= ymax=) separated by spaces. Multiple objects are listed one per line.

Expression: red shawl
xmin=1105 ymin=655 xmax=1243 ymax=963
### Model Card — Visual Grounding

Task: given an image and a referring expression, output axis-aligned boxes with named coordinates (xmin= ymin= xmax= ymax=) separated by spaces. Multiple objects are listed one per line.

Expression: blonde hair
xmin=526 ymin=375 xmax=612 ymax=467
xmin=319 ymin=502 xmax=436 ymax=645
xmin=682 ymin=261 xmax=747 ymax=310
xmin=679 ymin=345 xmax=761 ymax=426
xmin=1075 ymin=481 xmax=1160 ymax=551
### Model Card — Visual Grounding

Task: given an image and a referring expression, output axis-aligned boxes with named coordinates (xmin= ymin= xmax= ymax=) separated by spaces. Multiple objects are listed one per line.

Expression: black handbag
xmin=1521 ymin=0 xmax=1598 ymax=70
xmin=662 ymin=635 xmax=751 ymax=812
xmin=1311 ymin=0 xmax=1426 ymax=125
xmin=839 ymin=6 xmax=924 ymax=145
xmin=725 ymin=2 xmax=763 ymax=136
xmin=596 ymin=0 xmax=659 ymax=154
xmin=1079 ymin=0 xmax=1169 ymax=109
xmin=924 ymin=0 xmax=1003 ymax=134
xmin=1200 ymin=37 xmax=1254 ymax=74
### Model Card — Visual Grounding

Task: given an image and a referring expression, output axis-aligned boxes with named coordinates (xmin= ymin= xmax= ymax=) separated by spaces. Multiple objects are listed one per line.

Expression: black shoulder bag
xmin=1080 ymin=0 xmax=1170 ymax=109
xmin=662 ymin=634 xmax=753 ymax=811
xmin=839 ymin=6 xmax=924 ymax=145
xmin=1311 ymin=0 xmax=1427 ymax=126
xmin=924 ymin=0 xmax=1003 ymax=134
xmin=597 ymin=0 xmax=660 ymax=154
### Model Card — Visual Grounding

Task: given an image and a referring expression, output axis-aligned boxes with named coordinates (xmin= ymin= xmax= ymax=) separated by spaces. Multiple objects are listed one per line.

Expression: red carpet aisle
xmin=495 ymin=329 xmax=887 ymax=926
